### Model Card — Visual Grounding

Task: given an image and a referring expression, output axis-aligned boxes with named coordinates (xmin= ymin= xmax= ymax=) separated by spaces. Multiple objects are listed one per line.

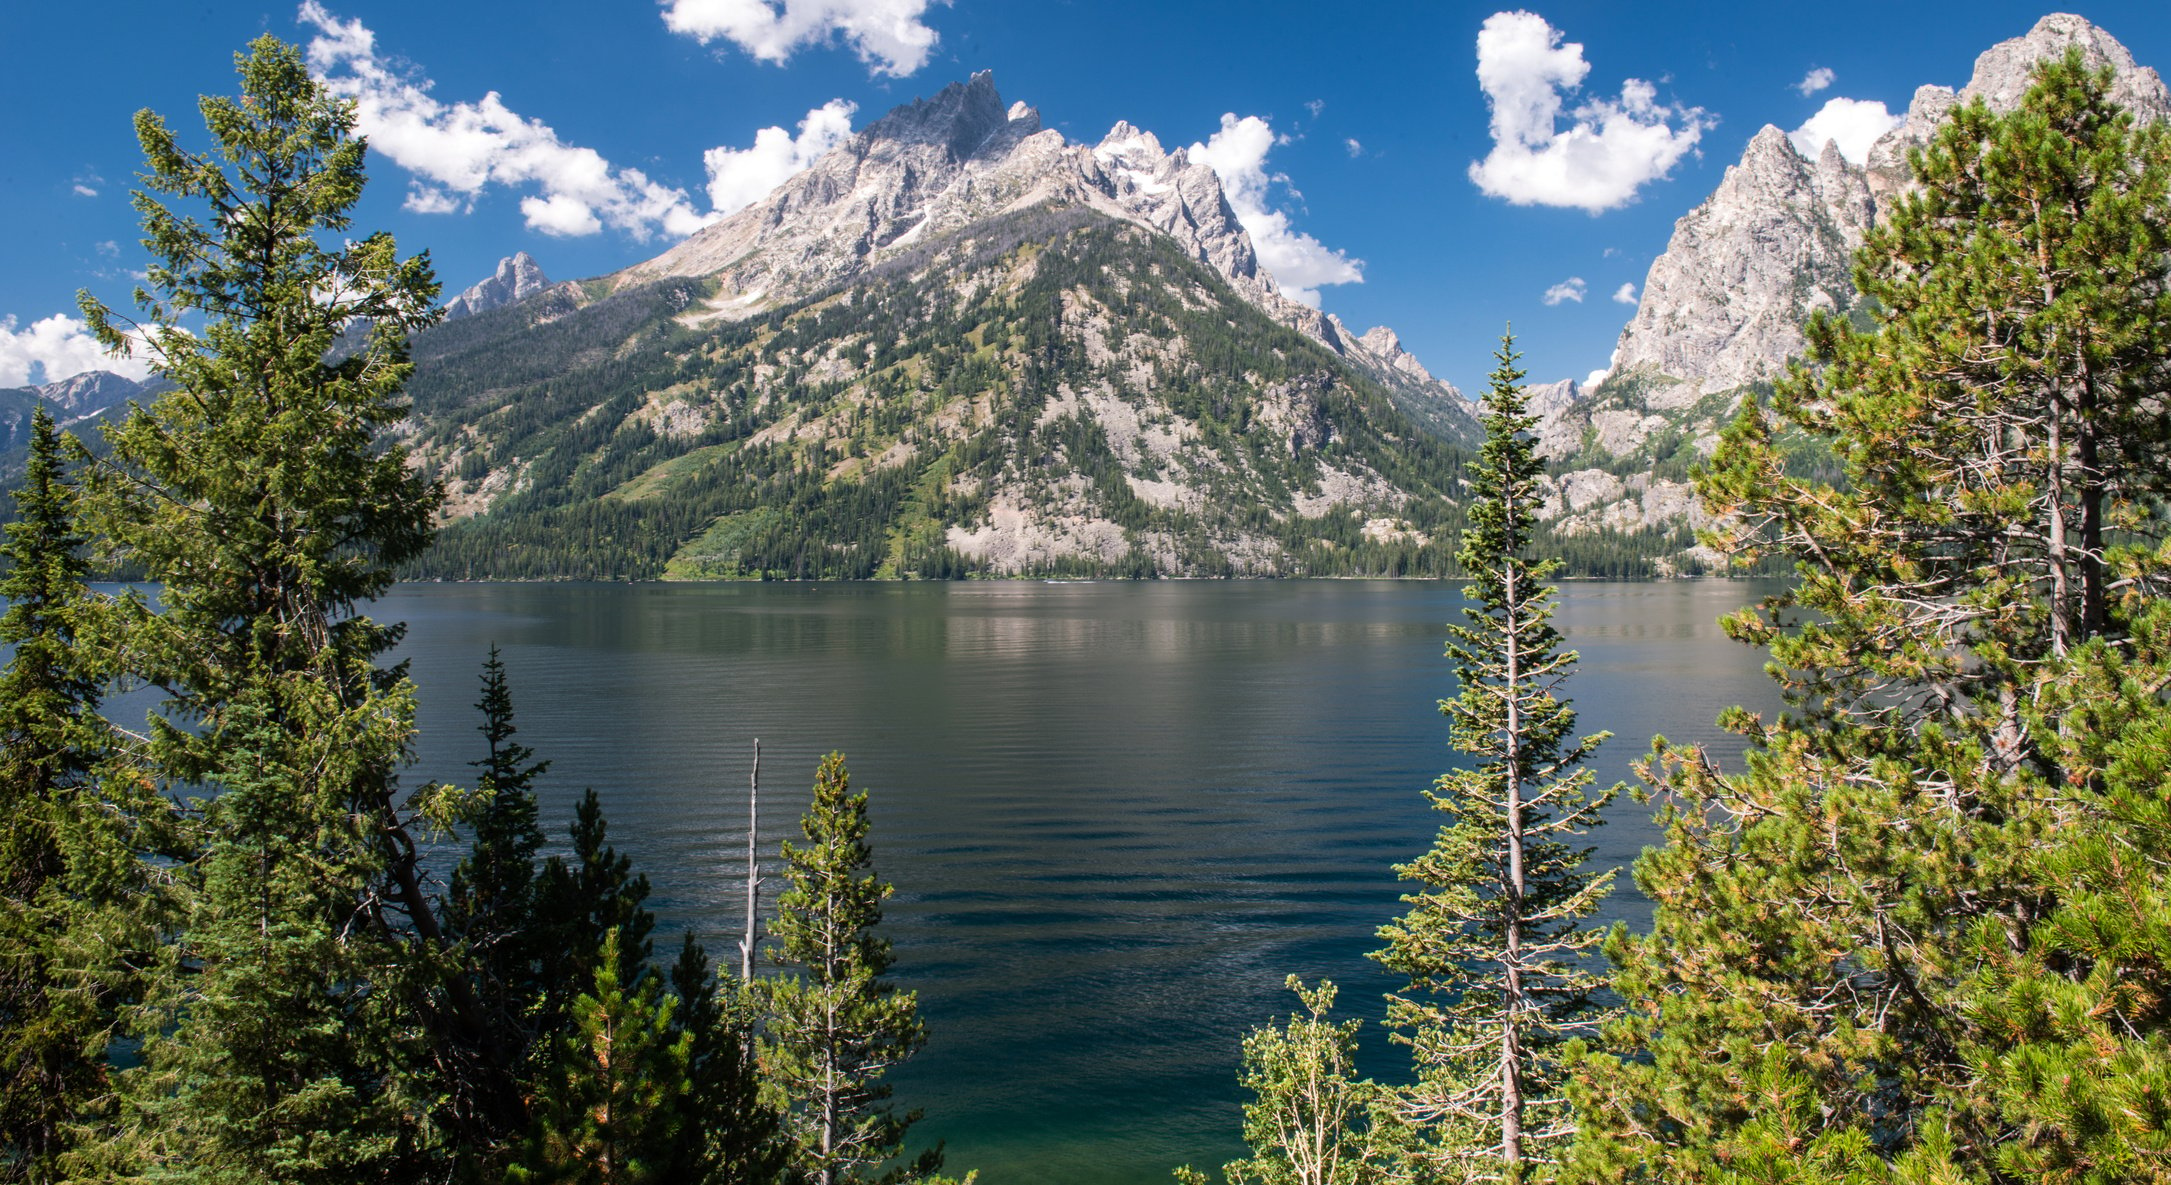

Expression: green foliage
xmin=1177 ymin=977 xmax=1394 ymax=1185
xmin=1373 ymin=333 xmax=1616 ymax=1182
xmin=509 ymin=929 xmax=692 ymax=1185
xmin=0 ymin=408 xmax=144 ymax=1181
xmin=65 ymin=35 xmax=455 ymax=1182
xmin=761 ymin=753 xmax=939 ymax=1185
xmin=668 ymin=932 xmax=788 ymax=1185
xmin=444 ymin=646 xmax=553 ymax=1160
xmin=535 ymin=790 xmax=656 ymax=1038
xmin=1570 ymin=52 xmax=2171 ymax=1184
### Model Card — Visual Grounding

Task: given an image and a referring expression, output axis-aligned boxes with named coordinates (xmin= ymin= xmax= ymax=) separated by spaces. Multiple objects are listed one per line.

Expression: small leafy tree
xmin=762 ymin=752 xmax=939 ymax=1185
xmin=509 ymin=929 xmax=692 ymax=1185
xmin=1176 ymin=977 xmax=1392 ymax=1185
xmin=1372 ymin=332 xmax=1615 ymax=1182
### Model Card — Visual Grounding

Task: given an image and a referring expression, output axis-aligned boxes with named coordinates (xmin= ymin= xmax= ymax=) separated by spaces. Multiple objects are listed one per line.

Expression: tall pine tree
xmin=0 ymin=408 xmax=142 ymax=1181
xmin=1568 ymin=51 xmax=2171 ymax=1183
xmin=762 ymin=753 xmax=939 ymax=1185
xmin=1372 ymin=332 xmax=1615 ymax=1183
xmin=71 ymin=35 xmax=457 ymax=1181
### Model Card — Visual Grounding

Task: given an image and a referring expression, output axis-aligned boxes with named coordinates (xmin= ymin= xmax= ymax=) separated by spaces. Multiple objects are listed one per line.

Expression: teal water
xmin=385 ymin=579 xmax=1781 ymax=1184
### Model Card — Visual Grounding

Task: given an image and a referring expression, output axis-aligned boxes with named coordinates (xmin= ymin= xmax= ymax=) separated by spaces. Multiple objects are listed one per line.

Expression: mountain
xmin=399 ymin=76 xmax=1492 ymax=580
xmin=1532 ymin=12 xmax=2168 ymax=566
xmin=611 ymin=73 xmax=1468 ymax=433
xmin=0 ymin=370 xmax=147 ymax=471
xmin=443 ymin=252 xmax=554 ymax=320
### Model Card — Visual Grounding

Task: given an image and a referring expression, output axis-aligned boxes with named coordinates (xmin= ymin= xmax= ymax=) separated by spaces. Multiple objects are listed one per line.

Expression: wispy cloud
xmin=1467 ymin=11 xmax=1711 ymax=213
xmin=1542 ymin=276 xmax=1587 ymax=306
xmin=1344 ymin=138 xmax=1363 ymax=157
xmin=661 ymin=0 xmax=942 ymax=77
xmin=301 ymin=2 xmax=711 ymax=239
xmin=1189 ymin=113 xmax=1363 ymax=308
xmin=1795 ymin=66 xmax=1835 ymax=96
xmin=1611 ymin=281 xmax=1637 ymax=304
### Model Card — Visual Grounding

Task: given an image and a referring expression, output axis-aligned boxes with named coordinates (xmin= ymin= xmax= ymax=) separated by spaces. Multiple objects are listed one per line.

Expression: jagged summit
xmin=1867 ymin=13 xmax=2167 ymax=200
xmin=613 ymin=72 xmax=1461 ymax=414
xmin=1610 ymin=13 xmax=2158 ymax=402
xmin=444 ymin=251 xmax=553 ymax=320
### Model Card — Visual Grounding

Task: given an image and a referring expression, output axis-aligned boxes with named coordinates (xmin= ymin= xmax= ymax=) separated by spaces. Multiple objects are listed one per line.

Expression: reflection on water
xmin=384 ymin=579 xmax=1781 ymax=1185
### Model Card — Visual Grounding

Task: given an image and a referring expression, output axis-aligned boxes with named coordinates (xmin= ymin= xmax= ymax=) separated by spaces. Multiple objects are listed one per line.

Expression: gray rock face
xmin=444 ymin=252 xmax=553 ymax=320
xmin=1610 ymin=127 xmax=1874 ymax=402
xmin=32 ymin=369 xmax=144 ymax=416
xmin=1866 ymin=13 xmax=2168 ymax=204
xmin=1612 ymin=13 xmax=2163 ymax=406
xmin=613 ymin=71 xmax=1466 ymax=418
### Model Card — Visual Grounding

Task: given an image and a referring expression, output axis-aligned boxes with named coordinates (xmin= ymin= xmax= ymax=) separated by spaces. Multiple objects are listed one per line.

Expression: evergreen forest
xmin=4 ymin=33 xmax=2171 ymax=1185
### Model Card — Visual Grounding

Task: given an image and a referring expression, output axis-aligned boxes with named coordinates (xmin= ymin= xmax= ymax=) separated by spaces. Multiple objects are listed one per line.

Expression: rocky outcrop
xmin=612 ymin=72 xmax=1467 ymax=424
xmin=1609 ymin=128 xmax=1873 ymax=402
xmin=443 ymin=252 xmax=553 ymax=320
xmin=1867 ymin=13 xmax=2168 ymax=204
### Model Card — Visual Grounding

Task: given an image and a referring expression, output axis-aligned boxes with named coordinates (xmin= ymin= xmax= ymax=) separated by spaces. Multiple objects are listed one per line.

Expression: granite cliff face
xmin=1534 ymin=13 xmax=2166 ymax=565
xmin=1610 ymin=13 xmax=2165 ymax=405
xmin=1609 ymin=129 xmax=1874 ymax=404
xmin=609 ymin=72 xmax=1465 ymax=423
xmin=443 ymin=252 xmax=554 ymax=320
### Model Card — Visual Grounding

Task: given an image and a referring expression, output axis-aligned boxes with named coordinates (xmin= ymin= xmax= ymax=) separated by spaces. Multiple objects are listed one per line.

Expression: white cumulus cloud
xmin=704 ymin=100 xmax=858 ymax=217
xmin=1796 ymin=67 xmax=1835 ymax=96
xmin=0 ymin=314 xmax=154 ymax=388
xmin=1789 ymin=96 xmax=1903 ymax=164
xmin=661 ymin=0 xmax=940 ymax=77
xmin=1611 ymin=281 xmax=1637 ymax=304
xmin=1188 ymin=113 xmax=1363 ymax=308
xmin=301 ymin=3 xmax=712 ymax=240
xmin=1542 ymin=276 xmax=1586 ymax=306
xmin=1467 ymin=11 xmax=1711 ymax=213
xmin=1344 ymin=138 xmax=1363 ymax=157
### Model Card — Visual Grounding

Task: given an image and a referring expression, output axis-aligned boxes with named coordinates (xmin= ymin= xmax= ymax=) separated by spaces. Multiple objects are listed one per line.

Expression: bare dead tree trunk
xmin=741 ymin=739 xmax=761 ymax=984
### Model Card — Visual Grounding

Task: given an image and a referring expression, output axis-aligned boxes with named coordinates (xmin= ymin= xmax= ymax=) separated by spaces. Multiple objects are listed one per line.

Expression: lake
xmin=385 ymin=579 xmax=1782 ymax=1184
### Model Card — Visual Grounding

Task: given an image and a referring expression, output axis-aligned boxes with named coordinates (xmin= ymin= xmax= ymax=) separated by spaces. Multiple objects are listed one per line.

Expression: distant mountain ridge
xmin=392 ymin=77 xmax=1496 ymax=580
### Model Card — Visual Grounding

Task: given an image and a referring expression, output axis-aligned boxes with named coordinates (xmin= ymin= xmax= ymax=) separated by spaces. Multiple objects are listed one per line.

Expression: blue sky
xmin=5 ymin=2 xmax=2167 ymax=395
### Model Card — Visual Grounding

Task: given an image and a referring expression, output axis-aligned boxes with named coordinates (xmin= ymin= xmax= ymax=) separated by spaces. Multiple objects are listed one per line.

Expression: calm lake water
xmin=384 ymin=579 xmax=1782 ymax=1185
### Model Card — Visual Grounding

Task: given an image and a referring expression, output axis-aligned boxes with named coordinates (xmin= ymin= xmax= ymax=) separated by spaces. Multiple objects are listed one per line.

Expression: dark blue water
xmin=382 ymin=579 xmax=1780 ymax=1184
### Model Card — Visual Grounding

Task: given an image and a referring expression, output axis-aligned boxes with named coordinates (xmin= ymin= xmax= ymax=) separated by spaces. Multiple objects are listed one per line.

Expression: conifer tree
xmin=1372 ymin=332 xmax=1615 ymax=1183
xmin=1568 ymin=52 xmax=2171 ymax=1183
xmin=443 ymin=646 xmax=553 ymax=1159
xmin=667 ymin=932 xmax=787 ymax=1185
xmin=535 ymin=790 xmax=656 ymax=1033
xmin=762 ymin=752 xmax=939 ymax=1185
xmin=70 ymin=35 xmax=454 ymax=1180
xmin=0 ymin=408 xmax=129 ymax=1180
xmin=508 ymin=929 xmax=692 ymax=1185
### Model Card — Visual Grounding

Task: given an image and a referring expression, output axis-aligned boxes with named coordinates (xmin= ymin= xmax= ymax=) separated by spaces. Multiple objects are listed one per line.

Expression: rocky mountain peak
xmin=32 ymin=369 xmax=143 ymax=415
xmin=444 ymin=251 xmax=553 ymax=320
xmin=1607 ymin=122 xmax=1873 ymax=403
xmin=611 ymin=74 xmax=1466 ymax=426
xmin=1867 ymin=14 xmax=2166 ymax=203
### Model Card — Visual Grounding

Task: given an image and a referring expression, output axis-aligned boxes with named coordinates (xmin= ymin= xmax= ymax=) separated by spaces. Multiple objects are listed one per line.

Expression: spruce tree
xmin=70 ymin=35 xmax=455 ymax=1181
xmin=1371 ymin=332 xmax=1615 ymax=1182
xmin=0 ymin=408 xmax=130 ymax=1180
xmin=444 ymin=646 xmax=552 ymax=1161
xmin=667 ymin=932 xmax=787 ymax=1185
xmin=1568 ymin=52 xmax=2171 ymax=1183
xmin=509 ymin=929 xmax=692 ymax=1185
xmin=762 ymin=752 xmax=939 ymax=1185
xmin=534 ymin=790 xmax=656 ymax=1034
